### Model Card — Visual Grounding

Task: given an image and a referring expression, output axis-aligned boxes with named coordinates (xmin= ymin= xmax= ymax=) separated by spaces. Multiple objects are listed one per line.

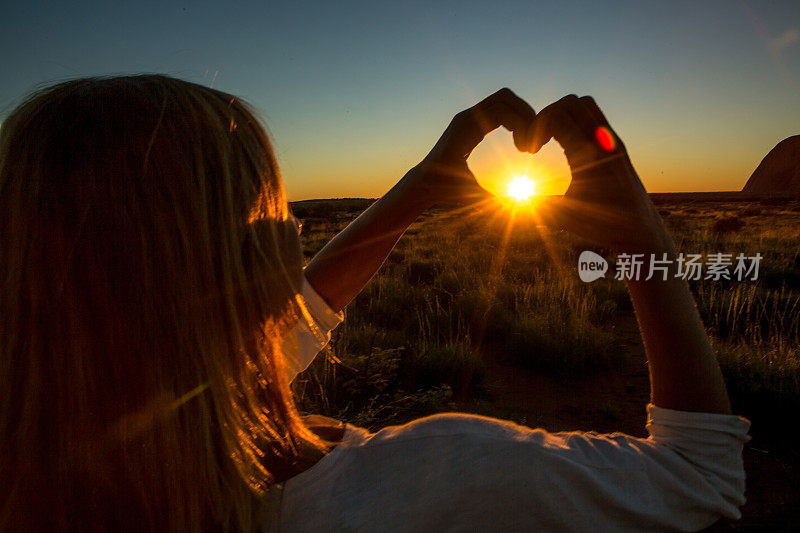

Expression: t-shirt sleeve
xmin=276 ymin=408 xmax=750 ymax=532
xmin=282 ymin=273 xmax=344 ymax=382
xmin=642 ymin=404 xmax=751 ymax=526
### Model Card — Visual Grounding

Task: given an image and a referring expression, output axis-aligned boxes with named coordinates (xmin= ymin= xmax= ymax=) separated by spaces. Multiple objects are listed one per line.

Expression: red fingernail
xmin=595 ymin=126 xmax=616 ymax=152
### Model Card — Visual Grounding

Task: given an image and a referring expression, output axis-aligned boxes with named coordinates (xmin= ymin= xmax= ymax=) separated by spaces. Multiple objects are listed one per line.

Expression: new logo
xmin=578 ymin=251 xmax=608 ymax=282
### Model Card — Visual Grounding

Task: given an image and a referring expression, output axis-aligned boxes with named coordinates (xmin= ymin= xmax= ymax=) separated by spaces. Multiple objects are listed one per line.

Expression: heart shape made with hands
xmin=452 ymin=91 xmax=619 ymax=207
xmin=427 ymin=90 xmax=667 ymax=254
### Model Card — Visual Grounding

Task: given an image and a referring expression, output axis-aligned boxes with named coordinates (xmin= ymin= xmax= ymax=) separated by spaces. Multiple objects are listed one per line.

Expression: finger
xmin=530 ymin=95 xmax=587 ymax=159
xmin=468 ymin=88 xmax=536 ymax=151
xmin=494 ymin=87 xmax=536 ymax=119
xmin=474 ymin=87 xmax=536 ymax=124
xmin=563 ymin=95 xmax=597 ymax=139
xmin=529 ymin=96 xmax=568 ymax=153
xmin=534 ymin=95 xmax=627 ymax=174
xmin=563 ymin=96 xmax=619 ymax=157
xmin=488 ymin=88 xmax=538 ymax=152
xmin=579 ymin=96 xmax=646 ymax=196
xmin=578 ymin=96 xmax=626 ymax=153
xmin=452 ymin=98 xmax=530 ymax=157
xmin=578 ymin=96 xmax=608 ymax=126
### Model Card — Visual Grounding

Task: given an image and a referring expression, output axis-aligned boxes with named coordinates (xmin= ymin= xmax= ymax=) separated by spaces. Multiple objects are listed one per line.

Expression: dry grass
xmin=291 ymin=198 xmax=800 ymax=432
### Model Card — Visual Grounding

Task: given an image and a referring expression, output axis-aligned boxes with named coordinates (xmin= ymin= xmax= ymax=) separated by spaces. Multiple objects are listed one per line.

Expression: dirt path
xmin=458 ymin=313 xmax=800 ymax=530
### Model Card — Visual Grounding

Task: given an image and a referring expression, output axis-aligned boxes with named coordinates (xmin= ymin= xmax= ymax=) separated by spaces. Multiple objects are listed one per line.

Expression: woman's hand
xmin=411 ymin=88 xmax=538 ymax=206
xmin=533 ymin=95 xmax=674 ymax=255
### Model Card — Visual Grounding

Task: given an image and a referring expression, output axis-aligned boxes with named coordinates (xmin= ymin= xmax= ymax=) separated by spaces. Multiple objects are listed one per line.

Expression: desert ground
xmin=290 ymin=194 xmax=800 ymax=531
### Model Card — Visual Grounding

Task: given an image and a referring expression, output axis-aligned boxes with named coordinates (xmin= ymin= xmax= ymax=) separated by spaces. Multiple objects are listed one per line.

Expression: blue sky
xmin=2 ymin=1 xmax=798 ymax=199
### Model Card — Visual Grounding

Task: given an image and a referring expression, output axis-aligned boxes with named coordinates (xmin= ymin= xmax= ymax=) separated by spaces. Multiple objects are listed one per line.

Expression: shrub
xmin=715 ymin=340 xmax=800 ymax=437
xmin=387 ymin=249 xmax=405 ymax=264
xmin=407 ymin=260 xmax=439 ymax=285
xmin=503 ymin=312 xmax=619 ymax=376
xmin=740 ymin=207 xmax=762 ymax=217
xmin=758 ymin=197 xmax=791 ymax=207
xmin=410 ymin=342 xmax=485 ymax=394
xmin=712 ymin=216 xmax=745 ymax=235
xmin=291 ymin=204 xmax=309 ymax=218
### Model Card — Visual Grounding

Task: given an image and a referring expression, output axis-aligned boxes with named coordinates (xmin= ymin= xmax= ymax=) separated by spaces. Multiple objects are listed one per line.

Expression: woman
xmin=0 ymin=75 xmax=748 ymax=531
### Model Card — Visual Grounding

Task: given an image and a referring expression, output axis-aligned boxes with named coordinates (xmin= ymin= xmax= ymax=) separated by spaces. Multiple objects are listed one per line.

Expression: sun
xmin=506 ymin=175 xmax=536 ymax=202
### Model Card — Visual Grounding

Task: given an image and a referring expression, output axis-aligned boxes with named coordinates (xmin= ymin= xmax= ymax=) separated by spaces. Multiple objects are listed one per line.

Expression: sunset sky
xmin=2 ymin=1 xmax=799 ymax=200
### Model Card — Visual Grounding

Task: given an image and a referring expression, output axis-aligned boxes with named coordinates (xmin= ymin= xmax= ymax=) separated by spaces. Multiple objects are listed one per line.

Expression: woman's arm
xmin=533 ymin=95 xmax=731 ymax=414
xmin=304 ymin=88 xmax=537 ymax=312
xmin=626 ymin=256 xmax=732 ymax=414
xmin=302 ymin=168 xmax=434 ymax=313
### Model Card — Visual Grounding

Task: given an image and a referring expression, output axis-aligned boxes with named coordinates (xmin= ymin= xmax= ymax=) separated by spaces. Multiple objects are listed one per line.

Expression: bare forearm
xmin=304 ymin=166 xmax=433 ymax=312
xmin=625 ymin=243 xmax=731 ymax=414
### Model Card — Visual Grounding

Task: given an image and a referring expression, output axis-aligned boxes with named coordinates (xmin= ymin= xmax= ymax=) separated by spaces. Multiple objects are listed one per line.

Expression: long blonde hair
xmin=0 ymin=75 xmax=326 ymax=531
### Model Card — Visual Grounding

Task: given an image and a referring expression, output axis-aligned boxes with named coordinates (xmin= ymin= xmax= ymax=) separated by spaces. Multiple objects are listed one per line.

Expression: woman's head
xmin=0 ymin=75 xmax=322 ymax=531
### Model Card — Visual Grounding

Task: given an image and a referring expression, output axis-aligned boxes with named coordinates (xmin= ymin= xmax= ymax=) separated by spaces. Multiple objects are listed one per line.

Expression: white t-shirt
xmin=279 ymin=278 xmax=750 ymax=532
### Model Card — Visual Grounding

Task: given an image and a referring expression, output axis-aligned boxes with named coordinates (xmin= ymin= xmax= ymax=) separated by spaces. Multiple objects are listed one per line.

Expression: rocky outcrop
xmin=742 ymin=136 xmax=800 ymax=196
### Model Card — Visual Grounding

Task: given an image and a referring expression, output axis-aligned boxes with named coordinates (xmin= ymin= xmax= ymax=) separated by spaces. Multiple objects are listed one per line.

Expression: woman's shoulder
xmin=264 ymin=408 xmax=749 ymax=532
xmin=267 ymin=413 xmax=559 ymax=531
xmin=347 ymin=412 xmax=549 ymax=445
xmin=283 ymin=412 xmax=560 ymax=496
